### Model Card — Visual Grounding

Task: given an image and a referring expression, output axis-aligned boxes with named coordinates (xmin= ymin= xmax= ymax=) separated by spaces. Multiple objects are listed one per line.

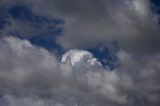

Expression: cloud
xmin=0 ymin=36 xmax=160 ymax=106
xmin=1 ymin=0 xmax=160 ymax=53
xmin=0 ymin=0 xmax=160 ymax=54
xmin=8 ymin=0 xmax=159 ymax=54
xmin=61 ymin=49 xmax=102 ymax=70
xmin=55 ymin=0 xmax=160 ymax=54
xmin=0 ymin=4 xmax=63 ymax=40
xmin=0 ymin=0 xmax=160 ymax=105
xmin=0 ymin=36 xmax=124 ymax=106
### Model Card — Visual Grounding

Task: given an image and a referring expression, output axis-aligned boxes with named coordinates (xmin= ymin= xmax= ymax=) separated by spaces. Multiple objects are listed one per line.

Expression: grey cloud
xmin=0 ymin=1 xmax=160 ymax=105
xmin=0 ymin=3 xmax=63 ymax=39
xmin=0 ymin=0 xmax=160 ymax=54
xmin=0 ymin=36 xmax=160 ymax=106
xmin=12 ymin=0 xmax=160 ymax=54
xmin=0 ymin=36 xmax=123 ymax=106
xmin=55 ymin=0 xmax=160 ymax=54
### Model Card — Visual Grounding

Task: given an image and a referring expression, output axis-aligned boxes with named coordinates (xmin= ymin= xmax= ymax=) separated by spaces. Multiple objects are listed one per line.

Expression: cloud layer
xmin=1 ymin=0 xmax=160 ymax=54
xmin=0 ymin=36 xmax=160 ymax=106
xmin=13 ymin=0 xmax=160 ymax=54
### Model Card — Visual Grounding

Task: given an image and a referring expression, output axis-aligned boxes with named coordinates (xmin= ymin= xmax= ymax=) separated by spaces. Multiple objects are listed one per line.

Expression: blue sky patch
xmin=87 ymin=43 xmax=119 ymax=70
xmin=0 ymin=7 xmax=8 ymax=30
xmin=8 ymin=5 xmax=64 ymax=27
xmin=0 ymin=4 xmax=64 ymax=56
xmin=151 ymin=0 xmax=160 ymax=14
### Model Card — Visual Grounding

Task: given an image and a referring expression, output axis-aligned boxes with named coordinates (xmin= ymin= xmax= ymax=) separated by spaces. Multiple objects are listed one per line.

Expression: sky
xmin=0 ymin=0 xmax=160 ymax=106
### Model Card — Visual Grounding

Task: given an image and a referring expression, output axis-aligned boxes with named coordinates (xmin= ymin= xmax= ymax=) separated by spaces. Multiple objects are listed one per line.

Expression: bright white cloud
xmin=61 ymin=49 xmax=102 ymax=71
